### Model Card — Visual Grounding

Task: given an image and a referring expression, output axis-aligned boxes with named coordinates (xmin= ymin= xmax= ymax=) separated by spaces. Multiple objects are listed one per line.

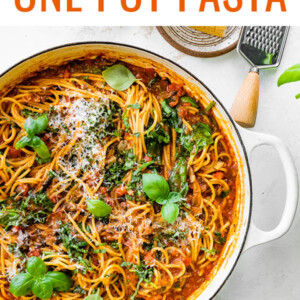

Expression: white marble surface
xmin=0 ymin=26 xmax=299 ymax=299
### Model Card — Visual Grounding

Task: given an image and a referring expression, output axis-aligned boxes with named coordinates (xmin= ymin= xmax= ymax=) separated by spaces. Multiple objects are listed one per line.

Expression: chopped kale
xmin=21 ymin=109 xmax=42 ymax=118
xmin=179 ymin=123 xmax=213 ymax=153
xmin=161 ymin=99 xmax=181 ymax=129
xmin=220 ymin=189 xmax=230 ymax=198
xmin=214 ymin=232 xmax=226 ymax=245
xmin=0 ymin=192 xmax=53 ymax=230
xmin=168 ymin=157 xmax=188 ymax=196
xmin=121 ymin=262 xmax=154 ymax=299
xmin=58 ymin=222 xmax=92 ymax=273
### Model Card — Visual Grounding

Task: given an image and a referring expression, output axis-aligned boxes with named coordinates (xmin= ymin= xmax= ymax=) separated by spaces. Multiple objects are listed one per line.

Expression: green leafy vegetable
xmin=148 ymin=75 xmax=161 ymax=88
xmin=32 ymin=277 xmax=53 ymax=299
xmin=142 ymin=173 xmax=169 ymax=201
xmin=161 ymin=99 xmax=181 ymax=129
xmin=15 ymin=136 xmax=32 ymax=149
xmin=21 ymin=109 xmax=42 ymax=118
xmin=9 ymin=256 xmax=73 ymax=299
xmin=31 ymin=136 xmax=51 ymax=159
xmin=26 ymin=257 xmax=47 ymax=277
xmin=15 ymin=115 xmax=50 ymax=160
xmin=83 ymin=290 xmax=103 ymax=300
xmin=161 ymin=202 xmax=179 ymax=224
xmin=145 ymin=124 xmax=170 ymax=162
xmin=87 ymin=199 xmax=112 ymax=217
xmin=102 ymin=64 xmax=136 ymax=91
xmin=45 ymin=272 xmax=73 ymax=292
xmin=179 ymin=123 xmax=213 ymax=157
xmin=128 ymin=103 xmax=141 ymax=109
xmin=146 ymin=124 xmax=170 ymax=144
xmin=220 ymin=189 xmax=230 ymax=198
xmin=122 ymin=108 xmax=130 ymax=131
xmin=156 ymin=192 xmax=182 ymax=205
xmin=0 ymin=192 xmax=53 ymax=230
xmin=142 ymin=174 xmax=184 ymax=224
xmin=121 ymin=262 xmax=154 ymax=300
xmin=24 ymin=115 xmax=48 ymax=137
xmin=201 ymin=247 xmax=217 ymax=255
xmin=278 ymin=64 xmax=300 ymax=86
xmin=0 ymin=209 xmax=21 ymax=230
xmin=9 ymin=273 xmax=34 ymax=297
xmin=205 ymin=101 xmax=216 ymax=112
xmin=58 ymin=222 xmax=91 ymax=272
xmin=180 ymin=96 xmax=199 ymax=108
xmin=278 ymin=64 xmax=300 ymax=99
xmin=168 ymin=157 xmax=188 ymax=196
xmin=214 ymin=232 xmax=226 ymax=245
xmin=153 ymin=229 xmax=188 ymax=248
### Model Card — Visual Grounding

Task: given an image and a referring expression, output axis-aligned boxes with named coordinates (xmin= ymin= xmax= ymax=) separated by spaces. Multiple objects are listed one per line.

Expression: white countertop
xmin=0 ymin=26 xmax=299 ymax=300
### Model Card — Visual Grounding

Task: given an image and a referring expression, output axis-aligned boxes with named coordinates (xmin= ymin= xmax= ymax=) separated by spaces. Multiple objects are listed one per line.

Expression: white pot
xmin=0 ymin=42 xmax=298 ymax=299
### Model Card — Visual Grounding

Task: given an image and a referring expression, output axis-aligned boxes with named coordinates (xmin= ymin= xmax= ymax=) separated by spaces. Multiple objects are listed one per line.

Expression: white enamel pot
xmin=0 ymin=43 xmax=298 ymax=300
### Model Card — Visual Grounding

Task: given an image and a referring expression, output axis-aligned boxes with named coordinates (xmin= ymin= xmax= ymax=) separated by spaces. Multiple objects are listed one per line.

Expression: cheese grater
xmin=230 ymin=26 xmax=289 ymax=128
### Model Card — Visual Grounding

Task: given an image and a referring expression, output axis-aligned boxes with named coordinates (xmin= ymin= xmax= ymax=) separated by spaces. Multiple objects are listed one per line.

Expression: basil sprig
xmin=87 ymin=199 xmax=112 ymax=217
xmin=142 ymin=174 xmax=183 ymax=224
xmin=278 ymin=64 xmax=300 ymax=98
xmin=9 ymin=257 xmax=73 ymax=299
xmin=102 ymin=64 xmax=136 ymax=91
xmin=15 ymin=115 xmax=50 ymax=160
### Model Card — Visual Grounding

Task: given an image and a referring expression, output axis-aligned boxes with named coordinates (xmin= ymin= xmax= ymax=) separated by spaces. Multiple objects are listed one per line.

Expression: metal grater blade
xmin=237 ymin=26 xmax=289 ymax=69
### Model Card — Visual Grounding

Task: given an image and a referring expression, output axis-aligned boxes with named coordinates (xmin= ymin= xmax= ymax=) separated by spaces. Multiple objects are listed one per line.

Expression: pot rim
xmin=0 ymin=41 xmax=253 ymax=299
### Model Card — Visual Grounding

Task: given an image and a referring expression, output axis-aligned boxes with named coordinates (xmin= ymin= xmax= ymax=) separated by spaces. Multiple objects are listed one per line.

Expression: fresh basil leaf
xmin=34 ymin=114 xmax=49 ymax=134
xmin=15 ymin=136 xmax=32 ymax=150
xmin=128 ymin=103 xmax=141 ymax=109
xmin=102 ymin=64 xmax=136 ymax=91
xmin=30 ymin=136 xmax=50 ymax=159
xmin=45 ymin=271 xmax=73 ymax=292
xmin=24 ymin=117 xmax=38 ymax=136
xmin=156 ymin=192 xmax=181 ymax=205
xmin=9 ymin=273 xmax=34 ymax=297
xmin=87 ymin=199 xmax=112 ymax=217
xmin=24 ymin=114 xmax=48 ymax=136
xmin=156 ymin=197 xmax=167 ymax=205
xmin=166 ymin=192 xmax=182 ymax=203
xmin=157 ymin=193 xmax=180 ymax=205
xmin=32 ymin=276 xmax=53 ymax=299
xmin=142 ymin=173 xmax=169 ymax=201
xmin=161 ymin=202 xmax=179 ymax=224
xmin=278 ymin=64 xmax=300 ymax=87
xmin=169 ymin=158 xmax=188 ymax=196
xmin=83 ymin=289 xmax=103 ymax=300
xmin=26 ymin=257 xmax=47 ymax=277
xmin=180 ymin=96 xmax=198 ymax=108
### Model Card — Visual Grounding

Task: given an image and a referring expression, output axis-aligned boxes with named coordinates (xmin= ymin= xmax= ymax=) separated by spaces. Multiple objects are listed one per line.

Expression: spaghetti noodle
xmin=0 ymin=57 xmax=238 ymax=300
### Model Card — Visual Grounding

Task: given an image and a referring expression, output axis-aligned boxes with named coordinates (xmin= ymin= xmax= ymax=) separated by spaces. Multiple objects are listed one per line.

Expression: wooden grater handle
xmin=230 ymin=67 xmax=260 ymax=128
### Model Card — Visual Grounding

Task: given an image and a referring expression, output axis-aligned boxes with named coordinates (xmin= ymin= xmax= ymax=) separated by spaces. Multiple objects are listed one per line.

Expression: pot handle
xmin=239 ymin=128 xmax=298 ymax=252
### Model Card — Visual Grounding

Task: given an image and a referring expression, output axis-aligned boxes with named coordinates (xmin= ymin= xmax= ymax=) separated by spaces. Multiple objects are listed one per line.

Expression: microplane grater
xmin=230 ymin=26 xmax=290 ymax=128
xmin=238 ymin=26 xmax=289 ymax=70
